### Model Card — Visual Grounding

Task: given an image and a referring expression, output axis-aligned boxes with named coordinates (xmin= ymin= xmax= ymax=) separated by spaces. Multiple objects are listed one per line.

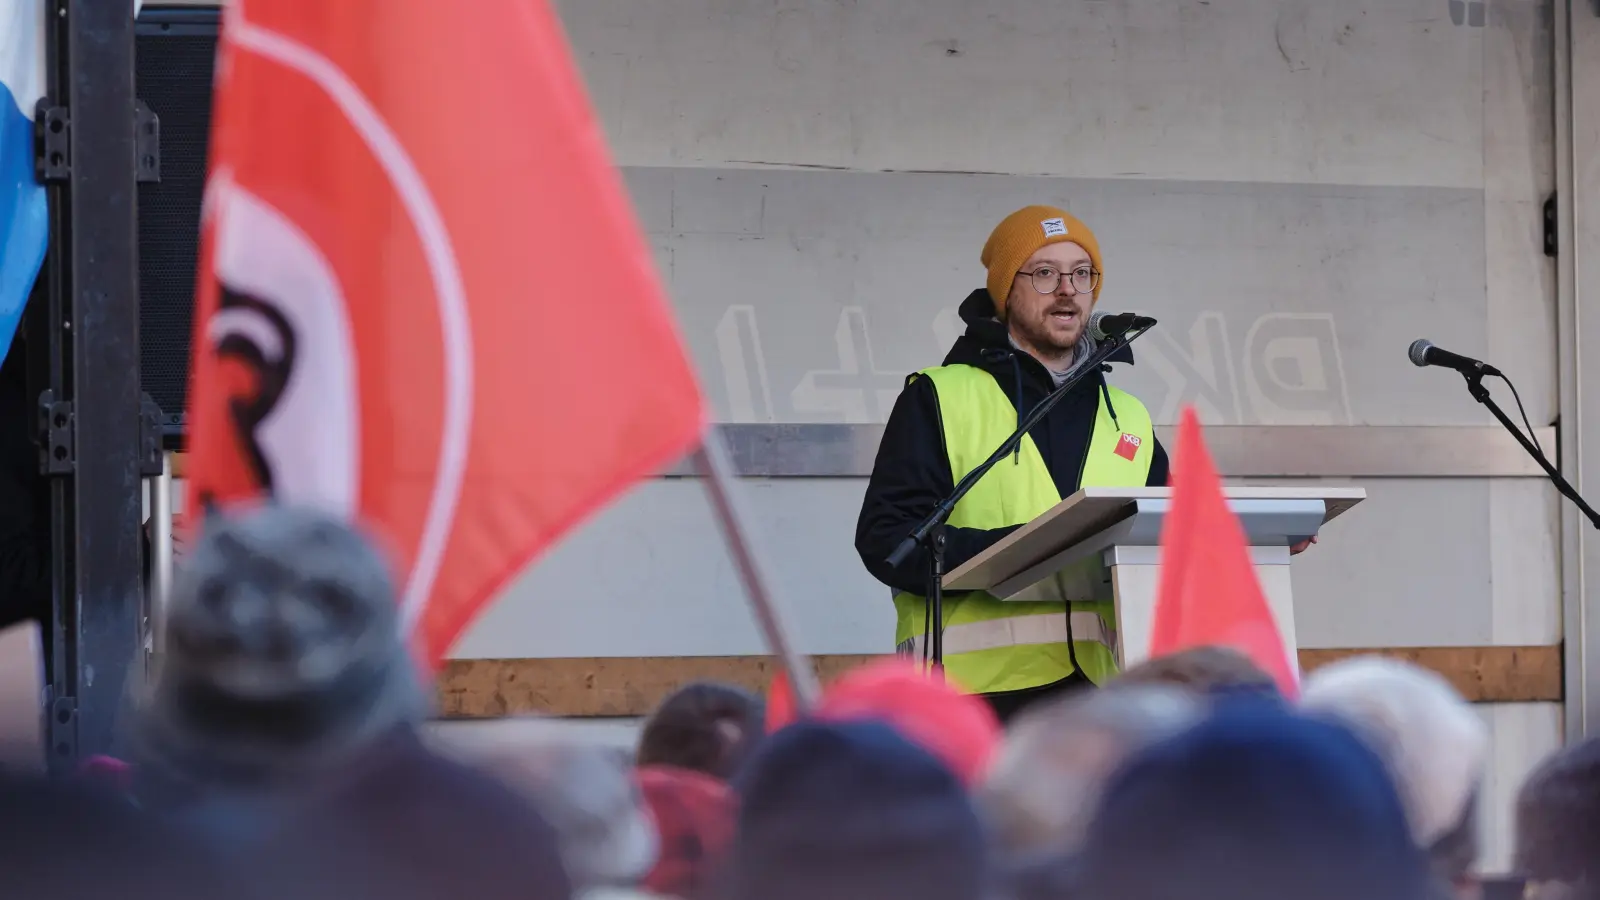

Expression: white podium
xmin=943 ymin=487 xmax=1366 ymax=669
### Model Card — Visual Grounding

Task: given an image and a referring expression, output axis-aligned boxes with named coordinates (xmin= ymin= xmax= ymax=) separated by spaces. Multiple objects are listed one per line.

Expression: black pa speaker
xmin=135 ymin=6 xmax=220 ymax=444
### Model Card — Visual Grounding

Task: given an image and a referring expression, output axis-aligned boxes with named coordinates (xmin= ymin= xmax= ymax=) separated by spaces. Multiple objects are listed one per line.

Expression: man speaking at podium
xmin=855 ymin=205 xmax=1168 ymax=722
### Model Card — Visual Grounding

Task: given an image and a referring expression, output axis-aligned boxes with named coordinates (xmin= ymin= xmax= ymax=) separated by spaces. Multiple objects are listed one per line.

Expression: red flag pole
xmin=693 ymin=431 xmax=820 ymax=712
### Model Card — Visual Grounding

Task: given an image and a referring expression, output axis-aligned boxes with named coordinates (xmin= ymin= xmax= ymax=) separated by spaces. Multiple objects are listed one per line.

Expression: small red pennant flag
xmin=1149 ymin=407 xmax=1299 ymax=696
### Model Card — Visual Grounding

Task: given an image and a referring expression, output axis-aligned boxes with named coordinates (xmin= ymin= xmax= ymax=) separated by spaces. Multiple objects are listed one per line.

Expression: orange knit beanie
xmin=980 ymin=205 xmax=1104 ymax=316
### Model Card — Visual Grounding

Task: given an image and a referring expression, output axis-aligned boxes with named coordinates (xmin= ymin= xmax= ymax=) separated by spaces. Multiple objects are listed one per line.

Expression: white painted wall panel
xmin=630 ymin=167 xmax=1490 ymax=426
xmin=1483 ymin=0 xmax=1557 ymax=422
xmin=164 ymin=472 xmax=1556 ymax=657
xmin=450 ymin=475 xmax=1558 ymax=658
xmin=1478 ymin=702 xmax=1563 ymax=874
xmin=463 ymin=0 xmax=1561 ymax=666
xmin=1255 ymin=478 xmax=1561 ymax=648
xmin=451 ymin=478 xmax=889 ymax=659
xmin=1490 ymin=478 xmax=1565 ymax=646
xmin=558 ymin=0 xmax=1492 ymax=189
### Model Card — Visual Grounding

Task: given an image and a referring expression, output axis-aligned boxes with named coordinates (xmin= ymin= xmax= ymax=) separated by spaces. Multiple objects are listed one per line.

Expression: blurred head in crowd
xmin=981 ymin=206 xmax=1104 ymax=366
xmin=979 ymin=684 xmax=1201 ymax=856
xmin=1516 ymin=736 xmax=1600 ymax=900
xmin=477 ymin=738 xmax=658 ymax=892
xmin=637 ymin=764 xmax=736 ymax=899
xmin=1301 ymin=657 xmax=1487 ymax=892
xmin=765 ymin=659 xmax=1002 ymax=786
xmin=637 ymin=682 xmax=765 ymax=781
xmin=136 ymin=505 xmax=424 ymax=784
xmin=1113 ymin=645 xmax=1281 ymax=700
xmin=1077 ymin=701 xmax=1431 ymax=900
xmin=722 ymin=719 xmax=988 ymax=900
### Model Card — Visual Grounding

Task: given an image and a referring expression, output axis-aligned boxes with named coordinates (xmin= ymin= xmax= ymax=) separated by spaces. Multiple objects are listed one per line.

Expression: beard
xmin=1008 ymin=307 xmax=1086 ymax=362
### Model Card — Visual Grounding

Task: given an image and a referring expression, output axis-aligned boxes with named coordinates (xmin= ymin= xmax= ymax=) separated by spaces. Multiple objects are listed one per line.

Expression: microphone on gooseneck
xmin=1089 ymin=311 xmax=1158 ymax=341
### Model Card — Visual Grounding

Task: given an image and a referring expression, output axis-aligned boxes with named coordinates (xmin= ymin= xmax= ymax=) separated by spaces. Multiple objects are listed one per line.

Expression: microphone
xmin=1090 ymin=310 xmax=1157 ymax=341
xmin=1407 ymin=339 xmax=1502 ymax=378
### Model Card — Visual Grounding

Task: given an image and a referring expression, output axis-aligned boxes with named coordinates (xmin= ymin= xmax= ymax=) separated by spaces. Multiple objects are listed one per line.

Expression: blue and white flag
xmin=0 ymin=1 xmax=47 ymax=367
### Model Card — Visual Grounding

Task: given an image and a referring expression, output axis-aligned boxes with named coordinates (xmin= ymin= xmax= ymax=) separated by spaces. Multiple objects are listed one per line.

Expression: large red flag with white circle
xmin=183 ymin=0 xmax=705 ymax=666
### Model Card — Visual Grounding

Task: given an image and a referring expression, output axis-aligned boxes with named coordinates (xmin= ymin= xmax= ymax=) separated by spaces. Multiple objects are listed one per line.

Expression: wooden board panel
xmin=436 ymin=644 xmax=1562 ymax=718
xmin=437 ymin=654 xmax=885 ymax=718
xmin=1299 ymin=645 xmax=1563 ymax=706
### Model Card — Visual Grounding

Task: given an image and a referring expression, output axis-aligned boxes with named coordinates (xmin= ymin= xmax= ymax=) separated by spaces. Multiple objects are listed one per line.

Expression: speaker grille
xmin=136 ymin=21 xmax=218 ymax=436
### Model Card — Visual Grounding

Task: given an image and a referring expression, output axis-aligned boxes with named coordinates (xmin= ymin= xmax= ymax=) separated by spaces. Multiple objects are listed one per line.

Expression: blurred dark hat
xmin=723 ymin=719 xmax=988 ymax=900
xmin=1078 ymin=701 xmax=1431 ymax=900
xmin=1516 ymin=736 xmax=1600 ymax=887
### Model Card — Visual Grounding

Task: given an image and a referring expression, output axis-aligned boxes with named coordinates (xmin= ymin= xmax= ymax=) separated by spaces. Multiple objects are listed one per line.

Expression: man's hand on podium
xmin=1290 ymin=535 xmax=1318 ymax=555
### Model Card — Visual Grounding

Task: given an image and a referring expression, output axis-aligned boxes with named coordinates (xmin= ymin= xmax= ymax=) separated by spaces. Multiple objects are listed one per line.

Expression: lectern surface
xmin=943 ymin=486 xmax=1366 ymax=593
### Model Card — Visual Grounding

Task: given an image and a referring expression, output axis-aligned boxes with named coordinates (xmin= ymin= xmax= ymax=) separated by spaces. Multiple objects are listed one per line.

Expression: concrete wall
xmin=437 ymin=0 xmax=1565 ymax=870
xmin=464 ymin=0 xmax=1560 ymax=644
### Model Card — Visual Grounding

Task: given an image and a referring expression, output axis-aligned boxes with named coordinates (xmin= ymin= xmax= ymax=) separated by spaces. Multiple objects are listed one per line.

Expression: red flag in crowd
xmin=182 ymin=0 xmax=705 ymax=666
xmin=1149 ymin=407 xmax=1299 ymax=696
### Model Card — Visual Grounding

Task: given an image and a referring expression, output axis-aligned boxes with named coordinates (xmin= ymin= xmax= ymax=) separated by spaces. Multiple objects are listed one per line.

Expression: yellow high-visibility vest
xmin=892 ymin=362 xmax=1154 ymax=694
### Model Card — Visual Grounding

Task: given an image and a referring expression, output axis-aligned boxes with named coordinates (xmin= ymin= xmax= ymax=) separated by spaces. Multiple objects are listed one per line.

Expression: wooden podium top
xmin=943 ymin=486 xmax=1366 ymax=593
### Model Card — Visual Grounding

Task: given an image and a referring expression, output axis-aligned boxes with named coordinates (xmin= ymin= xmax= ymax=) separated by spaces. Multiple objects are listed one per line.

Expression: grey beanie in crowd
xmin=137 ymin=504 xmax=425 ymax=782
xmin=1300 ymin=656 xmax=1487 ymax=885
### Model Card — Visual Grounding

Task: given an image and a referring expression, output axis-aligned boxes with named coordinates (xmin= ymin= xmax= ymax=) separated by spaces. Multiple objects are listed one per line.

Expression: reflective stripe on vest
xmin=890 ymin=361 xmax=1154 ymax=694
xmin=900 ymin=611 xmax=1115 ymax=658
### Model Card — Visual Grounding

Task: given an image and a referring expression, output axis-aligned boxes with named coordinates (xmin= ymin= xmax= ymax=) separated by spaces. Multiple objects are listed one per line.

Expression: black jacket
xmin=855 ymin=289 xmax=1169 ymax=595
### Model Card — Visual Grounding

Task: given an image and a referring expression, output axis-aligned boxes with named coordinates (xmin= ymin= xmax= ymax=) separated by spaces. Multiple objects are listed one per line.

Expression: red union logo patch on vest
xmin=1114 ymin=432 xmax=1142 ymax=461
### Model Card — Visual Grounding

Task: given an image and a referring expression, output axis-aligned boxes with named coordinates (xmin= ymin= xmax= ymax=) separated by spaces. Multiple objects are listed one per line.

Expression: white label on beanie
xmin=1041 ymin=217 xmax=1068 ymax=237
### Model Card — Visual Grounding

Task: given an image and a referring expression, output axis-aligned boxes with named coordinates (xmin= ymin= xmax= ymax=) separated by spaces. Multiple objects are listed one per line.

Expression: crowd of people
xmin=2 ymin=504 xmax=1597 ymax=900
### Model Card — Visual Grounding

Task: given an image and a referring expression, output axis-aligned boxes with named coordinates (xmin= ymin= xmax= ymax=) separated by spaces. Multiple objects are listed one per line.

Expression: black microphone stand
xmin=885 ymin=323 xmax=1156 ymax=672
xmin=1460 ymin=370 xmax=1600 ymax=529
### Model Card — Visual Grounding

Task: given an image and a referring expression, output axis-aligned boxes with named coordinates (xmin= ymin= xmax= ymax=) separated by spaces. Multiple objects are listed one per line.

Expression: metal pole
xmin=928 ymin=524 xmax=945 ymax=678
xmin=149 ymin=452 xmax=173 ymax=656
xmin=1557 ymin=0 xmax=1594 ymax=740
xmin=38 ymin=0 xmax=144 ymax=768
xmin=693 ymin=431 xmax=820 ymax=711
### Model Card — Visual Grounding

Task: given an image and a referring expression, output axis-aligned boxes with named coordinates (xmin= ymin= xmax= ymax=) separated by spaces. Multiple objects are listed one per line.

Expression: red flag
xmin=1149 ymin=408 xmax=1298 ymax=696
xmin=183 ymin=0 xmax=705 ymax=666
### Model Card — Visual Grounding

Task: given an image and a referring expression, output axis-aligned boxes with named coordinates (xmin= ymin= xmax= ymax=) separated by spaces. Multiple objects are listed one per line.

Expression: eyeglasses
xmin=1017 ymin=265 xmax=1100 ymax=295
